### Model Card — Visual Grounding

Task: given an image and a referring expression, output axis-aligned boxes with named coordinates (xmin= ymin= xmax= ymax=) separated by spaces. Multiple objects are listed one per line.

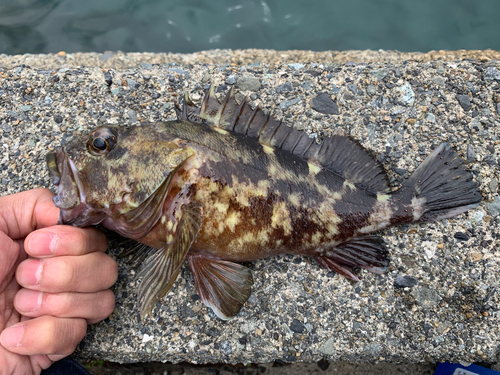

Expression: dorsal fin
xmin=174 ymin=92 xmax=202 ymax=123
xmin=176 ymin=86 xmax=389 ymax=193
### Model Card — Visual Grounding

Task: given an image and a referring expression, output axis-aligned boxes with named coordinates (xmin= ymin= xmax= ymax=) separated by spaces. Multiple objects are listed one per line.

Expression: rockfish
xmin=46 ymin=86 xmax=481 ymax=319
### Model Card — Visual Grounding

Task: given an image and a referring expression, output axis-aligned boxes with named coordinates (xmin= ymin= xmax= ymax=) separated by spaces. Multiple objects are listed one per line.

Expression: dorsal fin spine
xmin=278 ymin=129 xmax=292 ymax=149
xmin=188 ymin=85 xmax=389 ymax=194
xmin=212 ymin=105 xmax=223 ymax=127
xmin=200 ymin=85 xmax=214 ymax=119
xmin=316 ymin=138 xmax=329 ymax=161
xmin=209 ymin=86 xmax=225 ymax=125
xmin=182 ymin=92 xmax=190 ymax=120
xmin=299 ymin=138 xmax=315 ymax=158
xmin=213 ymin=88 xmax=235 ymax=127
xmin=257 ymin=114 xmax=271 ymax=139
xmin=289 ymin=133 xmax=304 ymax=153
xmin=219 ymin=87 xmax=233 ymax=127
xmin=269 ymin=121 xmax=284 ymax=146
xmin=231 ymin=99 xmax=247 ymax=131
xmin=243 ymin=103 xmax=258 ymax=135
xmin=222 ymin=89 xmax=246 ymax=131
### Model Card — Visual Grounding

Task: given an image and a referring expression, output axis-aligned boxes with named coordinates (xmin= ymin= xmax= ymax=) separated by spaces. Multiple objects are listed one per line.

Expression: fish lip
xmin=49 ymin=150 xmax=82 ymax=209
xmin=48 ymin=148 xmax=98 ymax=226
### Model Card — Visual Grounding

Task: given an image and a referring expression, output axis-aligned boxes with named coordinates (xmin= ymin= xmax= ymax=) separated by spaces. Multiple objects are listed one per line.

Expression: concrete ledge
xmin=0 ymin=50 xmax=499 ymax=365
xmin=1 ymin=49 xmax=500 ymax=70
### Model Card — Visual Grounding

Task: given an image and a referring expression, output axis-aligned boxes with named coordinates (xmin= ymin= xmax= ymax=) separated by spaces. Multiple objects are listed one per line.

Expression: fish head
xmin=46 ymin=125 xmax=194 ymax=230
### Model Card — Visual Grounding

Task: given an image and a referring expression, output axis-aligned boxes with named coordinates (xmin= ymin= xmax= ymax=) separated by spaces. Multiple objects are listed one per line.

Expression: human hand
xmin=0 ymin=188 xmax=117 ymax=375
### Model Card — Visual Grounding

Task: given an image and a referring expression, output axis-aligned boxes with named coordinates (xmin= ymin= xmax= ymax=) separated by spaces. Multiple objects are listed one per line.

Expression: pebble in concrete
xmin=311 ymin=93 xmax=339 ymax=114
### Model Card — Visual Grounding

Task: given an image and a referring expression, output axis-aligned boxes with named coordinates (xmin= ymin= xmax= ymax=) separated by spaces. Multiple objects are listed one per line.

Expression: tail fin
xmin=394 ymin=143 xmax=481 ymax=223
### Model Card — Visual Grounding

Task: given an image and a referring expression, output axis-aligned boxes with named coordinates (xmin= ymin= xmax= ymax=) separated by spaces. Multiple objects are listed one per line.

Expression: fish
xmin=46 ymin=85 xmax=482 ymax=320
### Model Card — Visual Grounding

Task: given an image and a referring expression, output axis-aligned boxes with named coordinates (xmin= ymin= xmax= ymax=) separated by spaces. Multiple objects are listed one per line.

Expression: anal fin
xmin=316 ymin=235 xmax=390 ymax=280
xmin=188 ymin=254 xmax=253 ymax=320
xmin=314 ymin=256 xmax=360 ymax=281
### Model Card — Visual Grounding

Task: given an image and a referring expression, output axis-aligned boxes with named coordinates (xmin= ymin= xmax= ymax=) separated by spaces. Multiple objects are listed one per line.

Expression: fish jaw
xmin=58 ymin=201 xmax=107 ymax=227
xmin=47 ymin=148 xmax=106 ymax=227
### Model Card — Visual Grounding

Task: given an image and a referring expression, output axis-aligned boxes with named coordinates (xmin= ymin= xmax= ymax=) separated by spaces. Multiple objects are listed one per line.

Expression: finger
xmin=25 ymin=225 xmax=108 ymax=258
xmin=0 ymin=316 xmax=87 ymax=356
xmin=16 ymin=253 xmax=118 ymax=293
xmin=14 ymin=289 xmax=115 ymax=324
xmin=0 ymin=232 xmax=24 ymax=282
xmin=0 ymin=188 xmax=59 ymax=240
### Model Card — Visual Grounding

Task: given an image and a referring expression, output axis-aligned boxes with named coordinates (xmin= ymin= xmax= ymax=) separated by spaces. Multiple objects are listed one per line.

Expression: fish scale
xmin=46 ymin=85 xmax=481 ymax=320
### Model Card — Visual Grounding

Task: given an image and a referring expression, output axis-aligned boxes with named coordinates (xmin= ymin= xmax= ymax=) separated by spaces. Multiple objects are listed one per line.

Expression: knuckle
xmin=39 ymin=318 xmax=60 ymax=352
xmin=102 ymin=290 xmax=116 ymax=316
xmin=75 ymin=231 xmax=90 ymax=253
xmin=88 ymin=291 xmax=115 ymax=323
xmin=50 ymin=317 xmax=87 ymax=354
xmin=81 ymin=227 xmax=107 ymax=253
xmin=58 ymin=226 xmax=105 ymax=255
xmin=107 ymin=257 xmax=118 ymax=284
xmin=96 ymin=253 xmax=118 ymax=286
xmin=50 ymin=258 xmax=76 ymax=290
xmin=73 ymin=319 xmax=88 ymax=342
xmin=55 ymin=293 xmax=74 ymax=316
xmin=22 ymin=316 xmax=88 ymax=355
xmin=93 ymin=229 xmax=108 ymax=251
xmin=64 ymin=229 xmax=89 ymax=255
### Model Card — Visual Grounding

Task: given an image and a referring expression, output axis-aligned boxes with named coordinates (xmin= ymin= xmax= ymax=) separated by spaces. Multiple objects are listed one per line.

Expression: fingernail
xmin=16 ymin=290 xmax=43 ymax=313
xmin=17 ymin=259 xmax=43 ymax=286
xmin=28 ymin=232 xmax=58 ymax=256
xmin=0 ymin=324 xmax=24 ymax=348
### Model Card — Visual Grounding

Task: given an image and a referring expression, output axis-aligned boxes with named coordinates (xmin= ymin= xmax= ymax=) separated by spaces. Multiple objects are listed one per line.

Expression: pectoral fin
xmin=137 ymin=201 xmax=203 ymax=319
xmin=188 ymin=254 xmax=254 ymax=320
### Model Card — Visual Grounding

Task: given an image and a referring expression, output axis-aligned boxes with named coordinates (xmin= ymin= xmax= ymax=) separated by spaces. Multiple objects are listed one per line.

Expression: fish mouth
xmin=46 ymin=150 xmax=102 ymax=227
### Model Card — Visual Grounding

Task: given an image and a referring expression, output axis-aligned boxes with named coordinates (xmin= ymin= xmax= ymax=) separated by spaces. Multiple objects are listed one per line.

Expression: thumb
xmin=0 ymin=231 xmax=24 ymax=287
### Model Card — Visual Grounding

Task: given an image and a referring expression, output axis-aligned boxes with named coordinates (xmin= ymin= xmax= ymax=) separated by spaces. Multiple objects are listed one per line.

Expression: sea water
xmin=0 ymin=0 xmax=499 ymax=55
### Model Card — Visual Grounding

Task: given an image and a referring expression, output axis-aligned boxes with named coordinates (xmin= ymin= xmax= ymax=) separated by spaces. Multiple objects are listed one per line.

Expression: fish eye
xmin=93 ymin=137 xmax=108 ymax=150
xmin=88 ymin=127 xmax=118 ymax=155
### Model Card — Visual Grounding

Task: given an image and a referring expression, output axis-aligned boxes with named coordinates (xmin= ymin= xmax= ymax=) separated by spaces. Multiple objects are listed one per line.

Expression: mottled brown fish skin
xmin=136 ymin=120 xmax=378 ymax=262
xmin=47 ymin=86 xmax=481 ymax=320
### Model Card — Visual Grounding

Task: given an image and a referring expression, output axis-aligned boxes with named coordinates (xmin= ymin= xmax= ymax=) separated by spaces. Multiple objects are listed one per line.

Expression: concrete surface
xmin=84 ymin=360 xmax=438 ymax=374
xmin=1 ymin=49 xmax=500 ymax=69
xmin=0 ymin=50 xmax=499 ymax=370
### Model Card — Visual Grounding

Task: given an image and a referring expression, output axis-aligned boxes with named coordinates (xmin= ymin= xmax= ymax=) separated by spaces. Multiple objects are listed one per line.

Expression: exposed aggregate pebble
xmin=0 ymin=51 xmax=499 ymax=366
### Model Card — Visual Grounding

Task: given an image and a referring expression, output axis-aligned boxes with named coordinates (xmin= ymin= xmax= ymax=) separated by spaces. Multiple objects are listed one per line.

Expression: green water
xmin=0 ymin=0 xmax=499 ymax=55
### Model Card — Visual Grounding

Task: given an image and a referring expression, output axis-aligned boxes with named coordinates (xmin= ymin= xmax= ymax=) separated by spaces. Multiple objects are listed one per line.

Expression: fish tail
xmin=392 ymin=143 xmax=481 ymax=223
